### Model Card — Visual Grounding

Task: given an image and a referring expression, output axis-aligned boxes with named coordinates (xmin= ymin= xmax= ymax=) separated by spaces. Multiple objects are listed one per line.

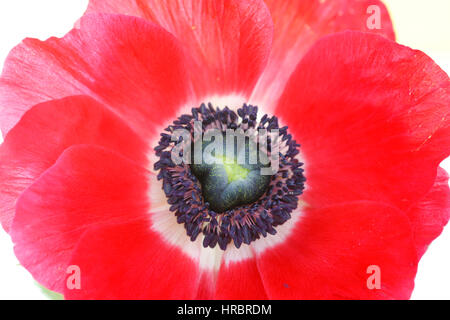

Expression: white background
xmin=0 ymin=0 xmax=449 ymax=299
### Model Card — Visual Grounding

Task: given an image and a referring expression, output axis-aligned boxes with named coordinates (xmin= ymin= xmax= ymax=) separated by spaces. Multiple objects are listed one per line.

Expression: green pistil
xmin=216 ymin=156 xmax=250 ymax=183
xmin=190 ymin=137 xmax=271 ymax=213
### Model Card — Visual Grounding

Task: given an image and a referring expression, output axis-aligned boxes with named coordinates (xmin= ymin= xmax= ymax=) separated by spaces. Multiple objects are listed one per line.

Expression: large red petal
xmin=252 ymin=0 xmax=395 ymax=109
xmin=64 ymin=221 xmax=201 ymax=300
xmin=407 ymin=167 xmax=450 ymax=258
xmin=11 ymin=145 xmax=152 ymax=293
xmin=192 ymin=249 xmax=268 ymax=299
xmin=275 ymin=31 xmax=450 ymax=212
xmin=0 ymin=96 xmax=148 ymax=232
xmin=84 ymin=0 xmax=274 ymax=99
xmin=194 ymin=272 xmax=216 ymax=300
xmin=0 ymin=14 xmax=192 ymax=138
xmin=256 ymin=202 xmax=417 ymax=299
xmin=215 ymin=257 xmax=268 ymax=299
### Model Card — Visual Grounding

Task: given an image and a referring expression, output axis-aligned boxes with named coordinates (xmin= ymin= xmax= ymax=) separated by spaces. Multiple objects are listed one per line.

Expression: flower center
xmin=154 ymin=103 xmax=305 ymax=250
xmin=222 ymin=159 xmax=250 ymax=183
xmin=190 ymin=135 xmax=271 ymax=213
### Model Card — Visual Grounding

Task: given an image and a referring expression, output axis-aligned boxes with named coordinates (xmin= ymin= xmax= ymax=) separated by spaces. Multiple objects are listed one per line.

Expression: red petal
xmin=195 ymin=272 xmax=216 ymax=300
xmin=256 ymin=202 xmax=417 ymax=299
xmin=0 ymin=96 xmax=147 ymax=233
xmin=84 ymin=0 xmax=274 ymax=99
xmin=252 ymin=0 xmax=395 ymax=109
xmin=275 ymin=31 xmax=450 ymax=212
xmin=408 ymin=167 xmax=450 ymax=258
xmin=11 ymin=145 xmax=152 ymax=293
xmin=0 ymin=14 xmax=192 ymax=138
xmin=64 ymin=221 xmax=201 ymax=300
xmin=215 ymin=258 xmax=268 ymax=299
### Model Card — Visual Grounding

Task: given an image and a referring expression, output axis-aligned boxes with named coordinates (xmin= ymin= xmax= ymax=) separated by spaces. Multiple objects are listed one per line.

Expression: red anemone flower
xmin=0 ymin=0 xmax=449 ymax=300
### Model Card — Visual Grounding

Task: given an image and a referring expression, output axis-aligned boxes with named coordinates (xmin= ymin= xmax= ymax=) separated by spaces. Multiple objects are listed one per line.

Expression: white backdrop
xmin=0 ymin=0 xmax=449 ymax=300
